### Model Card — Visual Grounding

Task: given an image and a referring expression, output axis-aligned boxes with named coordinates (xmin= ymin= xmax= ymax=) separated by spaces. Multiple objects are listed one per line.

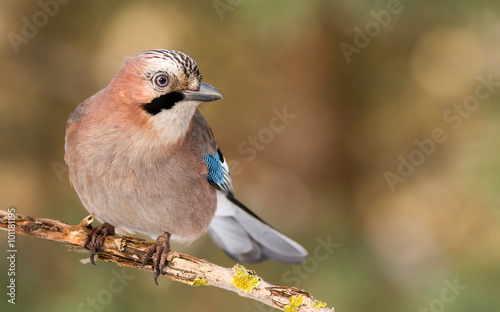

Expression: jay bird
xmin=64 ymin=49 xmax=308 ymax=284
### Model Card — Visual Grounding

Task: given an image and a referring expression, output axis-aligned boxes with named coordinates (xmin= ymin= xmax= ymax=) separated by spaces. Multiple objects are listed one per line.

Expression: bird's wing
xmin=203 ymin=149 xmax=234 ymax=195
xmin=192 ymin=109 xmax=308 ymax=263
xmin=191 ymin=109 xmax=234 ymax=195
xmin=208 ymin=192 xmax=308 ymax=263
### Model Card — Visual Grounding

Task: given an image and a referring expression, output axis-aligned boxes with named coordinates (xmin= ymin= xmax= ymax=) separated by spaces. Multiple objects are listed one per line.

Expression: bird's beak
xmin=182 ymin=82 xmax=224 ymax=102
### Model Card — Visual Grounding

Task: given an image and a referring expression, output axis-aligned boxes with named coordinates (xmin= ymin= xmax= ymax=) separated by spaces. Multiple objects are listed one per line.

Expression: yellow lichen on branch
xmin=0 ymin=210 xmax=333 ymax=312
xmin=284 ymin=295 xmax=306 ymax=312
xmin=232 ymin=264 xmax=261 ymax=293
xmin=312 ymin=300 xmax=327 ymax=310
xmin=191 ymin=277 xmax=209 ymax=286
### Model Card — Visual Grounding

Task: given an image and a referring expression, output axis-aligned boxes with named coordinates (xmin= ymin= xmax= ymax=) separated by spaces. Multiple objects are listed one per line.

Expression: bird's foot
xmin=83 ymin=222 xmax=115 ymax=266
xmin=141 ymin=232 xmax=171 ymax=285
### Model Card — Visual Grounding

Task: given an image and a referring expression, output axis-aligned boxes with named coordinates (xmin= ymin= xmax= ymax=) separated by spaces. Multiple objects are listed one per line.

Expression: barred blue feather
xmin=203 ymin=149 xmax=233 ymax=195
xmin=203 ymin=153 xmax=224 ymax=183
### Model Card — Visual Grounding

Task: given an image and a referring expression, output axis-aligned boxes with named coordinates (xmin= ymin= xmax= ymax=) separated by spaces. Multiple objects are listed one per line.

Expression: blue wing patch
xmin=203 ymin=153 xmax=224 ymax=184
xmin=203 ymin=149 xmax=233 ymax=195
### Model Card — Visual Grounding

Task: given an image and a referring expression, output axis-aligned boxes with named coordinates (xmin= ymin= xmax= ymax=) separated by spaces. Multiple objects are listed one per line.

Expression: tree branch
xmin=0 ymin=210 xmax=332 ymax=312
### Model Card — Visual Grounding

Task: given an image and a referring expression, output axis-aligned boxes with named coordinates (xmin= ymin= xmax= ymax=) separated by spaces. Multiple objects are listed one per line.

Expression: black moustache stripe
xmin=142 ymin=92 xmax=185 ymax=115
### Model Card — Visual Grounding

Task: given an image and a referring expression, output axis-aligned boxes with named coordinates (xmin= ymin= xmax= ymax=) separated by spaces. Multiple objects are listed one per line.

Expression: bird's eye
xmin=153 ymin=74 xmax=169 ymax=87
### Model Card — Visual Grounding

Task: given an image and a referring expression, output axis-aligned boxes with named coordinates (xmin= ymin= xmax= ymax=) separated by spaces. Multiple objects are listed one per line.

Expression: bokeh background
xmin=1 ymin=0 xmax=499 ymax=311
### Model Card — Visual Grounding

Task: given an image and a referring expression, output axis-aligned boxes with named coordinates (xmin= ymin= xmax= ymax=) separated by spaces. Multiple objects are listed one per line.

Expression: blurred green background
xmin=1 ymin=0 xmax=499 ymax=311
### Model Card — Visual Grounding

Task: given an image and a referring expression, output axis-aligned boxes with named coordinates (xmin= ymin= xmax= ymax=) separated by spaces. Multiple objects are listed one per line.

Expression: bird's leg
xmin=141 ymin=232 xmax=171 ymax=285
xmin=83 ymin=222 xmax=115 ymax=266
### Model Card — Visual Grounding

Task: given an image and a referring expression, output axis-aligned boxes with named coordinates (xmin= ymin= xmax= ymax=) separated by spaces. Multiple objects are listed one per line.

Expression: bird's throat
xmin=148 ymin=100 xmax=200 ymax=146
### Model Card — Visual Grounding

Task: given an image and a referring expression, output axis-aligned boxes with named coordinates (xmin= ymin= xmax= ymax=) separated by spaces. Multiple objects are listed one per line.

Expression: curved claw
xmin=83 ymin=222 xmax=115 ymax=266
xmin=141 ymin=232 xmax=171 ymax=285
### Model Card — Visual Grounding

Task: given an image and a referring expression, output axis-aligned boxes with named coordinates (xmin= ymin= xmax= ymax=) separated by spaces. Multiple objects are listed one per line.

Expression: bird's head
xmin=107 ymin=49 xmax=223 ymax=144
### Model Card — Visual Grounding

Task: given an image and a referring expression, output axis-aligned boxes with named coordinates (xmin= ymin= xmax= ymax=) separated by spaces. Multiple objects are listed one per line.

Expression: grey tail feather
xmin=208 ymin=195 xmax=308 ymax=263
